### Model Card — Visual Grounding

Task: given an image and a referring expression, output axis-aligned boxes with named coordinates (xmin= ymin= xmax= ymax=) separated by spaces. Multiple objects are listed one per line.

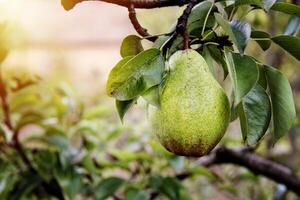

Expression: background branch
xmin=0 ymin=74 xmax=33 ymax=168
xmin=61 ymin=0 xmax=189 ymax=10
xmin=61 ymin=0 xmax=300 ymax=198
xmin=0 ymin=74 xmax=65 ymax=200
xmin=196 ymin=147 xmax=300 ymax=196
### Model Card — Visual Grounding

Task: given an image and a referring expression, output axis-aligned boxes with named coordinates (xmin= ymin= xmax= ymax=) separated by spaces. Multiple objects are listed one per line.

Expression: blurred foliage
xmin=0 ymin=1 xmax=300 ymax=200
xmin=0 ymin=68 xmax=212 ymax=199
xmin=0 ymin=58 xmax=299 ymax=200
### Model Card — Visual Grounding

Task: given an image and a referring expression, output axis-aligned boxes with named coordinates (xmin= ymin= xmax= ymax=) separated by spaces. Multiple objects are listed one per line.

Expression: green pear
xmin=149 ymin=49 xmax=230 ymax=157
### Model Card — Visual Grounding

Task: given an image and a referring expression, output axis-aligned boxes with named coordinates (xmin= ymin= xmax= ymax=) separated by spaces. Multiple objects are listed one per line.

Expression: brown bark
xmin=61 ymin=0 xmax=189 ymax=10
xmin=197 ymin=147 xmax=300 ymax=196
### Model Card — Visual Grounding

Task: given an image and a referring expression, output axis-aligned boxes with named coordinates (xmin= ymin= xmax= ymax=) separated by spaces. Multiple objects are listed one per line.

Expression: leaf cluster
xmin=106 ymin=0 xmax=299 ymax=146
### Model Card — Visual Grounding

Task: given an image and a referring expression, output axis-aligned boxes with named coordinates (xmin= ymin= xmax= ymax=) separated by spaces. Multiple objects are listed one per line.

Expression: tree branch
xmin=0 ymin=75 xmax=33 ymax=169
xmin=197 ymin=147 xmax=300 ymax=196
xmin=61 ymin=0 xmax=300 ymax=197
xmin=128 ymin=4 xmax=157 ymax=42
xmin=61 ymin=0 xmax=188 ymax=11
xmin=0 ymin=74 xmax=65 ymax=200
xmin=161 ymin=0 xmax=199 ymax=53
xmin=62 ymin=0 xmax=200 ymax=47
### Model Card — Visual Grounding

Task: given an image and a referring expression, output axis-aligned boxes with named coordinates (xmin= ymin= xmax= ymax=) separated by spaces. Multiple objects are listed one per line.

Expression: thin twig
xmin=128 ymin=4 xmax=157 ymax=42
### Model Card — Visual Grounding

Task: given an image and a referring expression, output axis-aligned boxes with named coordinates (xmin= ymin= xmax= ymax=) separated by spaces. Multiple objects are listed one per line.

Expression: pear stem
xmin=177 ymin=0 xmax=198 ymax=50
xmin=183 ymin=31 xmax=189 ymax=49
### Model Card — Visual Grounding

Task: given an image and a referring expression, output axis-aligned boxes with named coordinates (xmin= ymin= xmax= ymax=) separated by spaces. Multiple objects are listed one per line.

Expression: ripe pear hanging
xmin=149 ymin=49 xmax=230 ymax=157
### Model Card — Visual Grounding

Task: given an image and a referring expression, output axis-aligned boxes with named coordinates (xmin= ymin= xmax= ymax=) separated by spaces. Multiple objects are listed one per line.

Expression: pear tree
xmin=61 ymin=0 xmax=300 ymax=188
xmin=0 ymin=0 xmax=299 ymax=199
xmin=62 ymin=0 xmax=298 ymax=152
xmin=60 ymin=0 xmax=300 ymax=196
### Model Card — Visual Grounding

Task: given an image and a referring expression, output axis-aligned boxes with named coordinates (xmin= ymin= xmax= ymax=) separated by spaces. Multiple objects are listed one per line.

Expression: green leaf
xmin=120 ymin=35 xmax=144 ymax=57
xmin=149 ymin=175 xmax=163 ymax=191
xmin=202 ymin=46 xmax=216 ymax=77
xmin=234 ymin=0 xmax=276 ymax=11
xmin=218 ymin=184 xmax=238 ymax=195
xmin=106 ymin=57 xmax=134 ymax=98
xmin=47 ymin=133 xmax=74 ymax=167
xmin=161 ymin=177 xmax=181 ymax=200
xmin=94 ymin=177 xmax=125 ymax=200
xmin=214 ymin=2 xmax=228 ymax=18
xmin=149 ymin=176 xmax=183 ymax=200
xmin=251 ymin=30 xmax=271 ymax=51
xmin=235 ymin=0 xmax=263 ymax=8
xmin=142 ymin=85 xmax=160 ymax=107
xmin=179 ymin=188 xmax=193 ymax=200
xmin=215 ymin=13 xmax=250 ymax=53
xmin=82 ymin=155 xmax=101 ymax=174
xmin=206 ymin=44 xmax=228 ymax=79
xmin=116 ymin=98 xmax=137 ymax=122
xmin=238 ymin=84 xmax=271 ymax=146
xmin=54 ymin=167 xmax=82 ymax=200
xmin=187 ymin=1 xmax=216 ymax=34
xmin=109 ymin=149 xmax=152 ymax=162
xmin=16 ymin=111 xmax=43 ymax=130
xmin=169 ymin=36 xmax=184 ymax=57
xmin=230 ymin=97 xmax=239 ymax=122
xmin=0 ymin=161 xmax=17 ymax=198
xmin=106 ymin=48 xmax=165 ymax=101
xmin=8 ymin=170 xmax=43 ymax=200
xmin=83 ymin=105 xmax=110 ymax=119
xmin=271 ymin=3 xmax=300 ymax=17
xmin=153 ymin=36 xmax=169 ymax=49
xmin=272 ymin=35 xmax=300 ymax=61
xmin=125 ymin=188 xmax=148 ymax=200
xmin=224 ymin=4 xmax=235 ymax=17
xmin=283 ymin=16 xmax=300 ymax=36
xmin=224 ymin=49 xmax=258 ymax=105
xmin=263 ymin=0 xmax=277 ymax=11
xmin=257 ymin=64 xmax=267 ymax=89
xmin=191 ymin=166 xmax=216 ymax=180
xmin=215 ymin=13 xmax=236 ymax=46
xmin=33 ymin=150 xmax=58 ymax=181
xmin=0 ymin=174 xmax=17 ymax=200
xmin=230 ymin=20 xmax=251 ymax=53
xmin=265 ymin=65 xmax=296 ymax=142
